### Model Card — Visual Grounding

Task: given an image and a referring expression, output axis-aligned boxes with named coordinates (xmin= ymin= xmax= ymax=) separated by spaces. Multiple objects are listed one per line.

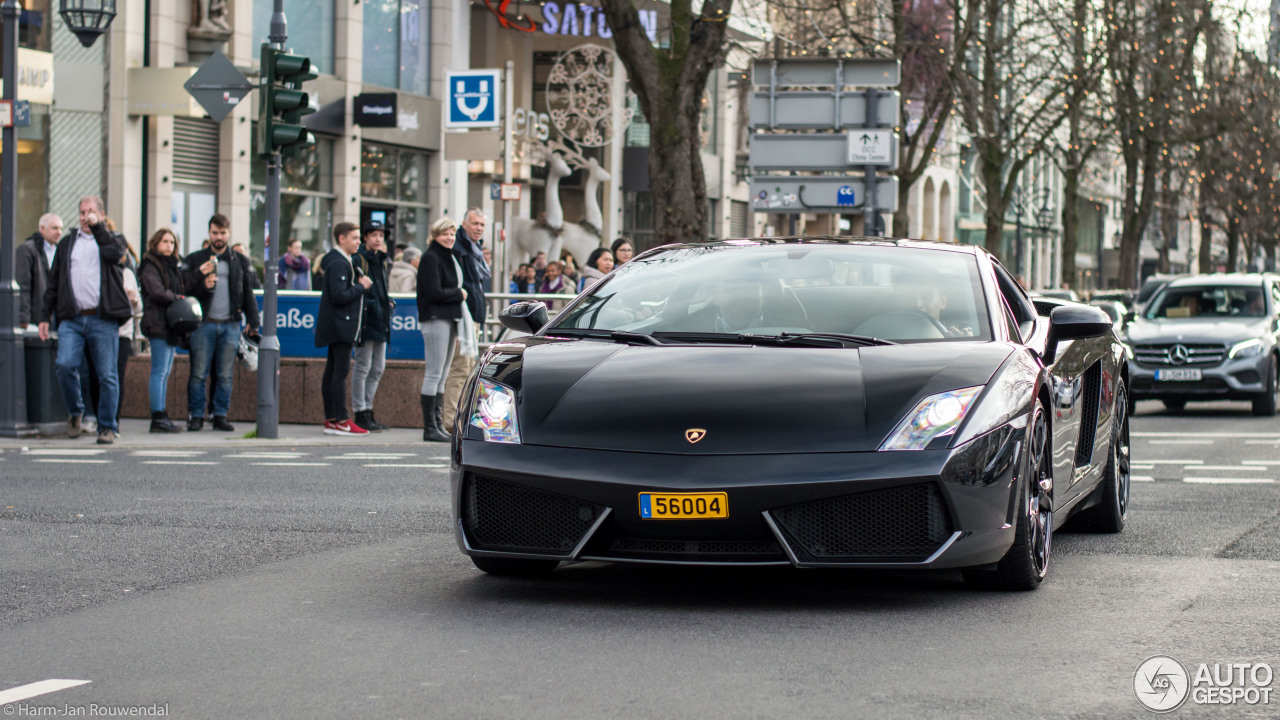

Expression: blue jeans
xmin=188 ymin=321 xmax=239 ymax=418
xmin=149 ymin=338 xmax=177 ymax=413
xmin=54 ymin=315 xmax=120 ymax=431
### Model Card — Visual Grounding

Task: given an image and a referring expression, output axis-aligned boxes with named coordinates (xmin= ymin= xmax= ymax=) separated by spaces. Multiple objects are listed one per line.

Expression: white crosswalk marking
xmin=1132 ymin=476 xmax=1155 ymax=482
xmin=362 ymin=463 xmax=447 ymax=468
xmin=23 ymin=449 xmax=106 ymax=456
xmin=1184 ymin=477 xmax=1276 ymax=484
xmin=132 ymin=450 xmax=207 ymax=457
xmin=250 ymin=462 xmax=330 ymax=467
xmin=142 ymin=461 xmax=219 ymax=465
xmin=227 ymin=453 xmax=306 ymax=459
xmin=0 ymin=679 xmax=91 ymax=704
xmin=33 ymin=459 xmax=110 ymax=464
xmin=324 ymin=455 xmax=416 ymax=460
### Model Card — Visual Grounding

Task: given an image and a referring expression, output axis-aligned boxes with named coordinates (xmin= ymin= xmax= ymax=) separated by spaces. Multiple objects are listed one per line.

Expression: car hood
xmin=1125 ymin=318 xmax=1270 ymax=345
xmin=498 ymin=339 xmax=1015 ymax=454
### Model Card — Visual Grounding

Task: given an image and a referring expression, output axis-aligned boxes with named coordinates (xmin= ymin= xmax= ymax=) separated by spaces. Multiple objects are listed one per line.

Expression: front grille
xmin=770 ymin=484 xmax=953 ymax=562
xmin=605 ymin=536 xmax=786 ymax=561
xmin=462 ymin=475 xmax=605 ymax=555
xmin=1133 ymin=343 xmax=1226 ymax=367
xmin=1074 ymin=362 xmax=1102 ymax=467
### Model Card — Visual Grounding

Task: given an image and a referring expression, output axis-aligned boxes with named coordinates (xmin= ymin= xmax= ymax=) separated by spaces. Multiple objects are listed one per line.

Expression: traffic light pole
xmin=256 ymin=1 xmax=288 ymax=439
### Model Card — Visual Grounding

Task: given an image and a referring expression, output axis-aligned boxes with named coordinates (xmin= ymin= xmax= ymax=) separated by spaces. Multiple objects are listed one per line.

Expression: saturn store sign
xmin=482 ymin=0 xmax=658 ymax=43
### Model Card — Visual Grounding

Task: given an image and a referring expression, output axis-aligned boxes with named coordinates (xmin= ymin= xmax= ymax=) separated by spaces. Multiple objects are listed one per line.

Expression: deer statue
xmin=509 ymin=152 xmax=572 ymax=277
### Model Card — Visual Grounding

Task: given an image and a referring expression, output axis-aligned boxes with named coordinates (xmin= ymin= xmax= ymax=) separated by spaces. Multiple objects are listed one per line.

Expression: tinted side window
xmin=992 ymin=264 xmax=1036 ymax=340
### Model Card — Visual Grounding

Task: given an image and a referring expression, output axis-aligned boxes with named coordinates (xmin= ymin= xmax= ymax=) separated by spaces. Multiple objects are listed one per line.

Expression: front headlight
xmin=880 ymin=386 xmax=982 ymax=451
xmin=1229 ymin=338 xmax=1265 ymax=359
xmin=469 ymin=379 xmax=521 ymax=444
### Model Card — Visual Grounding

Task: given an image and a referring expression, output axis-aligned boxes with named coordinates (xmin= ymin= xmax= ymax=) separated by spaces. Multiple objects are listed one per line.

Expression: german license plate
xmin=1155 ymin=368 xmax=1201 ymax=381
xmin=639 ymin=492 xmax=729 ymax=519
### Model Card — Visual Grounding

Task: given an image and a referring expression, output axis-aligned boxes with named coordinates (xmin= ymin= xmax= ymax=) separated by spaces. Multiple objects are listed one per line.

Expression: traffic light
xmin=258 ymin=45 xmax=318 ymax=158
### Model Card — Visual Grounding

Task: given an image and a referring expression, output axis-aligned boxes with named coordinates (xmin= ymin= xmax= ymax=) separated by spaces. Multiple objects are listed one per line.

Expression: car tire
xmin=1252 ymin=355 xmax=1278 ymax=417
xmin=963 ymin=402 xmax=1052 ymax=591
xmin=1162 ymin=399 xmax=1186 ymax=411
xmin=470 ymin=555 xmax=560 ymax=576
xmin=1075 ymin=382 xmax=1130 ymax=533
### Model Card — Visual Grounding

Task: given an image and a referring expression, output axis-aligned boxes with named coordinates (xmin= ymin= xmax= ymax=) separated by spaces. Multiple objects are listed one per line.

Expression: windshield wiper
xmin=545 ymin=327 xmax=665 ymax=346
xmin=777 ymin=332 xmax=896 ymax=347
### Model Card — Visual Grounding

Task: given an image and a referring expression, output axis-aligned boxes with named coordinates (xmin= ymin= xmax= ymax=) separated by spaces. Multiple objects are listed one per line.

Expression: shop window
xmin=249 ymin=133 xmax=336 ymax=262
xmin=360 ymin=142 xmax=432 ymax=247
xmin=363 ymin=0 xmax=430 ymax=95
xmin=253 ymin=0 xmax=334 ymax=75
xmin=20 ymin=0 xmax=52 ymax=51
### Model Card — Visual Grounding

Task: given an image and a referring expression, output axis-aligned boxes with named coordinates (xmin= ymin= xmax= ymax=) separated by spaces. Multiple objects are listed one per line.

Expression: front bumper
xmin=450 ymin=424 xmax=1025 ymax=570
xmin=1128 ymin=354 xmax=1271 ymax=402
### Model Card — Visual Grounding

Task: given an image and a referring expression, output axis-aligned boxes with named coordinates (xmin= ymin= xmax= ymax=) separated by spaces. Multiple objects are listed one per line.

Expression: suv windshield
xmin=550 ymin=244 xmax=993 ymax=343
xmin=1144 ymin=285 xmax=1266 ymax=319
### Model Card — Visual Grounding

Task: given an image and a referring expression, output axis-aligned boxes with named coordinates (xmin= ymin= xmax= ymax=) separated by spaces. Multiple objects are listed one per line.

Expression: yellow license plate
xmin=638 ymin=492 xmax=729 ymax=520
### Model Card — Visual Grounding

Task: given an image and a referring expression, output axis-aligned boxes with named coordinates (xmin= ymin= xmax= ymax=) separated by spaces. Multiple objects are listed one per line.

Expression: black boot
xmin=353 ymin=410 xmax=375 ymax=432
xmin=434 ymin=394 xmax=447 ymax=433
xmin=421 ymin=395 xmax=450 ymax=442
xmin=150 ymin=411 xmax=181 ymax=433
xmin=367 ymin=410 xmax=388 ymax=431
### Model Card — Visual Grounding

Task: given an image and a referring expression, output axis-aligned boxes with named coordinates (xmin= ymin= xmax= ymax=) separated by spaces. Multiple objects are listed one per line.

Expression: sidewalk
xmin=0 ymin=418 xmax=430 ymax=450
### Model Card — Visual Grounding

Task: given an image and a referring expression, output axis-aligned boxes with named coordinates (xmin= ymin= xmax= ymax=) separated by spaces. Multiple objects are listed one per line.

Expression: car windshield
xmin=1144 ymin=285 xmax=1266 ymax=319
xmin=551 ymin=243 xmax=992 ymax=343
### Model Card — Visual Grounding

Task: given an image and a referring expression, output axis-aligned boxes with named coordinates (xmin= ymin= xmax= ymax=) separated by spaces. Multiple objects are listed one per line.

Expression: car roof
xmin=1164 ymin=273 xmax=1270 ymax=288
xmin=647 ymin=236 xmax=986 ymax=256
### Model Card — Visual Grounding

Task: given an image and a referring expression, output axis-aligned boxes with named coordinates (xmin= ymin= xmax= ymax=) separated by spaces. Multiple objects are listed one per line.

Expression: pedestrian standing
xmin=316 ymin=221 xmax=373 ymax=436
xmin=277 ymin=238 xmax=311 ymax=290
xmin=183 ymin=213 xmax=261 ymax=432
xmin=578 ymin=248 xmax=614 ymax=292
xmin=37 ymin=196 xmax=131 ymax=444
xmin=351 ymin=221 xmax=393 ymax=432
xmin=16 ymin=213 xmax=62 ymax=330
xmin=416 ymin=218 xmax=469 ymax=442
xmin=137 ymin=228 xmax=185 ymax=432
xmin=611 ymin=237 xmax=634 ymax=265
xmin=442 ymin=208 xmax=489 ymax=431
xmin=115 ymin=249 xmax=143 ymax=422
xmin=390 ymin=246 xmax=419 ymax=293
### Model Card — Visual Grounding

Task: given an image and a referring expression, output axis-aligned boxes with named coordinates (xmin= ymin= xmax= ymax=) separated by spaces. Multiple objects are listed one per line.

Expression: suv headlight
xmin=880 ymin=386 xmax=982 ymax=451
xmin=1229 ymin=338 xmax=1265 ymax=359
xmin=469 ymin=379 xmax=521 ymax=444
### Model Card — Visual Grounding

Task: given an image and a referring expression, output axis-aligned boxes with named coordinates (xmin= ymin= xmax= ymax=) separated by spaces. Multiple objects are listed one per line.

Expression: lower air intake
xmin=463 ymin=475 xmax=605 ymax=555
xmin=770 ymin=484 xmax=953 ymax=562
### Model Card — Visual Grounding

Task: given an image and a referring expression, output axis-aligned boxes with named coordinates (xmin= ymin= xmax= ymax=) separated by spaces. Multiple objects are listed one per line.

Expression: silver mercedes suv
xmin=1125 ymin=274 xmax=1280 ymax=415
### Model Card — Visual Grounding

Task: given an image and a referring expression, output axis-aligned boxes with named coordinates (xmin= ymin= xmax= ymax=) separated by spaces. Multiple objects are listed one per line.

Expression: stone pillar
xmin=106 ymin=0 xmax=146 ymax=247
xmin=333 ymin=0 xmax=363 ymax=229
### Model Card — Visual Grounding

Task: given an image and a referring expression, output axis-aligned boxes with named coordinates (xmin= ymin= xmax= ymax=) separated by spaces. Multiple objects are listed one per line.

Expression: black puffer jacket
xmin=315 ymin=249 xmax=368 ymax=347
xmin=137 ymin=252 xmax=184 ymax=341
xmin=354 ymin=246 xmax=393 ymax=344
xmin=416 ymin=241 xmax=466 ymax=321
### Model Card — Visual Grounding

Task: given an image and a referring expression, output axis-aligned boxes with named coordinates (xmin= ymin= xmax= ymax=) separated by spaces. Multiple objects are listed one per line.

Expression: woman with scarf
xmin=137 ymin=228 xmax=186 ymax=433
xmin=415 ymin=218 xmax=471 ymax=442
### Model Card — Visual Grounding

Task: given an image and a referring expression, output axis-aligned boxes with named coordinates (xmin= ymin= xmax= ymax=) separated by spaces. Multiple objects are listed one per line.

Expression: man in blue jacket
xmin=316 ymin=221 xmax=373 ymax=436
xmin=442 ymin=207 xmax=490 ymax=430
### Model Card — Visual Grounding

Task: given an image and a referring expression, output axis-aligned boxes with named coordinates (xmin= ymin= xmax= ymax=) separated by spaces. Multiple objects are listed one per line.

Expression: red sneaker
xmin=332 ymin=420 xmax=369 ymax=436
xmin=323 ymin=419 xmax=340 ymax=435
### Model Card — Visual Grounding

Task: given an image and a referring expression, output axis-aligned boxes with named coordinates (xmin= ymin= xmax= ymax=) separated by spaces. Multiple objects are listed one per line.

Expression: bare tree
xmin=598 ymin=0 xmax=735 ymax=246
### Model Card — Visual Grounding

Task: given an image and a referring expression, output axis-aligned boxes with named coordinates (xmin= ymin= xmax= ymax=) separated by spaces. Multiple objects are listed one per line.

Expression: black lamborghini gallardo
xmin=451 ymin=238 xmax=1131 ymax=590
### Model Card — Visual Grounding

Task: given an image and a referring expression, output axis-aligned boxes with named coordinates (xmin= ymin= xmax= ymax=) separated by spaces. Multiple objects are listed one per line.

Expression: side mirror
xmin=1042 ymin=304 xmax=1112 ymax=365
xmin=500 ymin=301 xmax=549 ymax=334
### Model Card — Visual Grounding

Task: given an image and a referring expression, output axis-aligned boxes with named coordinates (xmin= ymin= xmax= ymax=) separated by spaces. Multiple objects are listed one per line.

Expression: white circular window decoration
xmin=546 ymin=44 xmax=633 ymax=148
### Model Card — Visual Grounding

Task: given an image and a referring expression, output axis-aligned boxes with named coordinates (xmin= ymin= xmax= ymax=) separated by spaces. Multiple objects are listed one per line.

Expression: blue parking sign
xmin=445 ymin=70 xmax=502 ymax=129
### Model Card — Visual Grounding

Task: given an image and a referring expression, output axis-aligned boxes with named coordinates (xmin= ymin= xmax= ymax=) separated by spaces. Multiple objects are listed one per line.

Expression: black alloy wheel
xmin=471 ymin=555 xmax=560 ymax=576
xmin=1077 ymin=381 xmax=1131 ymax=533
xmin=964 ymin=402 xmax=1053 ymax=591
xmin=1252 ymin=355 xmax=1278 ymax=417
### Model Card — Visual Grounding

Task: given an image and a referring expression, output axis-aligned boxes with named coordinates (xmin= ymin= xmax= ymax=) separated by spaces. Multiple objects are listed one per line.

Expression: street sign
xmin=183 ymin=50 xmax=254 ymax=124
xmin=445 ymin=69 xmax=502 ymax=129
xmin=0 ymin=101 xmax=9 ymax=128
xmin=847 ymin=130 xmax=894 ymax=165
xmin=749 ymin=90 xmax=901 ymax=130
xmin=500 ymin=183 xmax=522 ymax=201
xmin=752 ymin=59 xmax=901 ymax=89
xmin=751 ymin=133 xmax=899 ymax=172
xmin=12 ymin=100 xmax=29 ymax=127
xmin=750 ymin=175 xmax=900 ymax=214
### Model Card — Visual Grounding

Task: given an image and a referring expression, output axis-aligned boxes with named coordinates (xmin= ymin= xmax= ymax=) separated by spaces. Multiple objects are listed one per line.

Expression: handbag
xmin=237 ymin=333 xmax=259 ymax=372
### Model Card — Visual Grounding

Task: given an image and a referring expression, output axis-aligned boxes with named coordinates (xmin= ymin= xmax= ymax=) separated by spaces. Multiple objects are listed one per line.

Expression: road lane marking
xmin=362 ymin=463 xmax=447 ymax=468
xmin=1132 ymin=476 xmax=1155 ymax=482
xmin=23 ymin=449 xmax=106 ymax=456
xmin=250 ymin=462 xmax=329 ymax=466
xmin=131 ymin=450 xmax=207 ymax=457
xmin=333 ymin=453 xmax=417 ymax=458
xmin=324 ymin=455 xmax=415 ymax=460
xmin=141 ymin=461 xmax=219 ymax=466
xmin=1134 ymin=432 xmax=1280 ymax=438
xmin=0 ymin=679 xmax=92 ymax=704
xmin=1196 ymin=465 xmax=1267 ymax=471
xmin=33 ymin=459 xmax=110 ymax=464
xmin=1242 ymin=460 xmax=1280 ymax=465
xmin=1139 ymin=459 xmax=1203 ymax=464
xmin=1148 ymin=440 xmax=1213 ymax=445
xmin=1131 ymin=464 xmax=1154 ymax=470
xmin=1184 ymin=477 xmax=1277 ymax=484
xmin=227 ymin=453 xmax=305 ymax=459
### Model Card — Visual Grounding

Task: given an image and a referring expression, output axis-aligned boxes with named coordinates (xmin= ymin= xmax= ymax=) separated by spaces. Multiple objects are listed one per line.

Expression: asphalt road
xmin=1 ymin=400 xmax=1278 ymax=719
